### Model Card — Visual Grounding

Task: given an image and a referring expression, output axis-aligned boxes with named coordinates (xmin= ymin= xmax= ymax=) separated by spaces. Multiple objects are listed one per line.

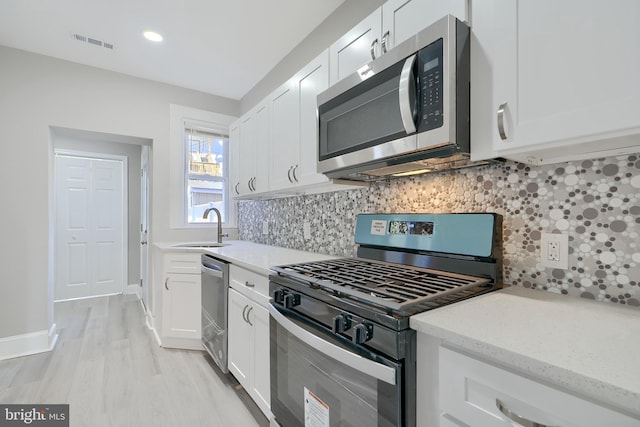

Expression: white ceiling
xmin=0 ymin=0 xmax=346 ymax=100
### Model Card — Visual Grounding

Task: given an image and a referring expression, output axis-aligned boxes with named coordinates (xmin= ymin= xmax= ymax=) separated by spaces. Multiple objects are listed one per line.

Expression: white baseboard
xmin=0 ymin=323 xmax=59 ymax=361
xmin=145 ymin=311 xmax=162 ymax=347
xmin=161 ymin=336 xmax=202 ymax=351
xmin=126 ymin=283 xmax=141 ymax=297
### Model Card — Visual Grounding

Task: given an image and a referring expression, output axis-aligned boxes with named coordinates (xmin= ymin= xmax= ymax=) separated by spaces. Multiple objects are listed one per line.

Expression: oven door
xmin=269 ymin=303 xmax=404 ymax=427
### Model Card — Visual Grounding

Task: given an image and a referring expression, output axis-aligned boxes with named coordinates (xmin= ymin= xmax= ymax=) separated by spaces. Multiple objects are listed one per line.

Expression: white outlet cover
xmin=540 ymin=232 xmax=569 ymax=269
xmin=262 ymin=221 xmax=269 ymax=235
xmin=303 ymin=222 xmax=311 ymax=240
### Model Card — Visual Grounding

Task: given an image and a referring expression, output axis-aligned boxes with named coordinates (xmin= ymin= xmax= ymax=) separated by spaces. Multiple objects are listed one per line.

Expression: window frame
xmin=184 ymin=124 xmax=229 ymax=225
xmin=169 ymin=104 xmax=238 ymax=230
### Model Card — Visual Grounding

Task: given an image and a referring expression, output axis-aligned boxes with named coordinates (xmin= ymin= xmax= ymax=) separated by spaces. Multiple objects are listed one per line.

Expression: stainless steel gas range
xmin=268 ymin=213 xmax=502 ymax=427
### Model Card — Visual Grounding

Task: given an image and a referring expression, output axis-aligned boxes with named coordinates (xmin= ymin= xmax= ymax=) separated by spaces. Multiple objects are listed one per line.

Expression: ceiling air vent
xmin=71 ymin=33 xmax=114 ymax=50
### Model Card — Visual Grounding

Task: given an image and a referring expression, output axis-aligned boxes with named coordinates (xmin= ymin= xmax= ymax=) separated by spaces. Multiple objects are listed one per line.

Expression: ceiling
xmin=0 ymin=0 xmax=346 ymax=100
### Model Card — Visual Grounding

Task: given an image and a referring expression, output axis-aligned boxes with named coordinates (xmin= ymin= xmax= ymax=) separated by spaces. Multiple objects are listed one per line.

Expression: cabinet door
xmin=329 ymin=8 xmax=382 ymax=84
xmin=296 ymin=50 xmax=330 ymax=187
xmin=162 ymin=273 xmax=201 ymax=340
xmin=238 ymin=112 xmax=256 ymax=195
xmin=252 ymin=102 xmax=270 ymax=193
xmin=382 ymin=0 xmax=467 ymax=51
xmin=269 ymin=79 xmax=299 ymax=192
xmin=229 ymin=119 xmax=241 ymax=197
xmin=485 ymin=0 xmax=640 ymax=160
xmin=228 ymin=288 xmax=253 ymax=385
xmin=250 ymin=303 xmax=271 ymax=416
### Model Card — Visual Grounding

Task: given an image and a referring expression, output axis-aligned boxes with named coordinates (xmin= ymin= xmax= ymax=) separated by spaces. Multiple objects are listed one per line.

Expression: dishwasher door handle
xmin=201 ymin=265 xmax=223 ymax=278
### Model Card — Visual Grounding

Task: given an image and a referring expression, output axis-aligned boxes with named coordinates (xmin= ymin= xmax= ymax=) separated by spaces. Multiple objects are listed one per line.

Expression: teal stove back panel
xmin=354 ymin=213 xmax=498 ymax=257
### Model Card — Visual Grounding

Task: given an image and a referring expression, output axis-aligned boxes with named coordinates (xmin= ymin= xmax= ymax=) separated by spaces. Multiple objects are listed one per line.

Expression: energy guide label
xmin=304 ymin=387 xmax=329 ymax=427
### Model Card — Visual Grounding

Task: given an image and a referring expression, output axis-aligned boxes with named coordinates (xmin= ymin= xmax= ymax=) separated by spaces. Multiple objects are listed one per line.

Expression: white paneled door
xmin=55 ymin=154 xmax=125 ymax=301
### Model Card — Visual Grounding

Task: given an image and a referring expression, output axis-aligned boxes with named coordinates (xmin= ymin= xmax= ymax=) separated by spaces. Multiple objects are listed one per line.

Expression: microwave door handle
xmin=268 ymin=303 xmax=397 ymax=385
xmin=398 ymin=54 xmax=418 ymax=134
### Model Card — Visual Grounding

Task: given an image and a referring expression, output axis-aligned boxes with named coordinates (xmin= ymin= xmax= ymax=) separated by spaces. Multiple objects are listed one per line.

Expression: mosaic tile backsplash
xmin=239 ymin=155 xmax=640 ymax=307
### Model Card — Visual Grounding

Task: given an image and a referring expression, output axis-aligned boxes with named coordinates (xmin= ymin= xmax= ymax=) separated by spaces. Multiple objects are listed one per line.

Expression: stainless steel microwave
xmin=317 ymin=15 xmax=470 ymax=180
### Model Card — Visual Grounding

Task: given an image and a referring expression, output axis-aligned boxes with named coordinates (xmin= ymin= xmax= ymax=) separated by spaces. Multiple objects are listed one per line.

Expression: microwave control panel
xmin=417 ymin=38 xmax=444 ymax=131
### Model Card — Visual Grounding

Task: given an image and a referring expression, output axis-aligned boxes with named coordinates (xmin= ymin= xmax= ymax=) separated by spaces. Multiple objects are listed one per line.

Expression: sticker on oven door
xmin=304 ymin=387 xmax=329 ymax=427
xmin=370 ymin=220 xmax=387 ymax=236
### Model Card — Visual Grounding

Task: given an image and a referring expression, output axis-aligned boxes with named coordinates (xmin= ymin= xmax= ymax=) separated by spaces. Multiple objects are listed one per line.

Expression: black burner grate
xmin=272 ymin=257 xmax=492 ymax=312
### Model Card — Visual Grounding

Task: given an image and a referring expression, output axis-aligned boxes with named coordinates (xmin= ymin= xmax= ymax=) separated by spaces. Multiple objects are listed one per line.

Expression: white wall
xmin=0 ymin=45 xmax=240 ymax=341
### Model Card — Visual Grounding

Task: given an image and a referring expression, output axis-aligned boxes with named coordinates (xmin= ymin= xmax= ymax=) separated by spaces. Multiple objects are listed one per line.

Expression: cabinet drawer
xmin=439 ymin=346 xmax=638 ymax=427
xmin=163 ymin=253 xmax=201 ymax=274
xmin=229 ymin=264 xmax=269 ymax=298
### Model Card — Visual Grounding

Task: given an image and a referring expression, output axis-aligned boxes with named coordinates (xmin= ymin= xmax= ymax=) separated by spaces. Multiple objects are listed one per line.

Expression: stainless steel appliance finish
xmin=269 ymin=213 xmax=502 ymax=427
xmin=317 ymin=15 xmax=476 ymax=181
xmin=201 ymin=253 xmax=229 ymax=374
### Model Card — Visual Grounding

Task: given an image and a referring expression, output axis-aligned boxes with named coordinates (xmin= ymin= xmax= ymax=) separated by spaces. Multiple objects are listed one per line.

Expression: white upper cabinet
xmin=229 ymin=119 xmax=241 ymax=197
xmin=238 ymin=100 xmax=270 ymax=196
xmin=330 ymin=0 xmax=468 ymax=85
xmin=296 ymin=51 xmax=331 ymax=187
xmin=269 ymin=79 xmax=299 ymax=191
xmin=330 ymin=8 xmax=382 ymax=84
xmin=472 ymin=0 xmax=640 ymax=165
xmin=269 ymin=50 xmax=334 ymax=193
xmin=382 ymin=0 xmax=466 ymax=51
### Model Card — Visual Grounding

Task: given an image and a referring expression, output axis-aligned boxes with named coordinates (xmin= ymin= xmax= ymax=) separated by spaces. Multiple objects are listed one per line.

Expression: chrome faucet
xmin=203 ymin=207 xmax=225 ymax=244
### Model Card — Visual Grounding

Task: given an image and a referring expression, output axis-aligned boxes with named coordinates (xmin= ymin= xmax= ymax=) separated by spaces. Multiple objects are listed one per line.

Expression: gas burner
xmin=272 ymin=257 xmax=492 ymax=313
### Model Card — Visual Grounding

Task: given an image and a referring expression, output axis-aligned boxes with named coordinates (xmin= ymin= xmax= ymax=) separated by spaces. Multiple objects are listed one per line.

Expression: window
xmin=185 ymin=124 xmax=229 ymax=224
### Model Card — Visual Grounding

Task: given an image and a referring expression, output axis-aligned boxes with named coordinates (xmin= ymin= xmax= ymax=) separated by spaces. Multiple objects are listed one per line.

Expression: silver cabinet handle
xmin=246 ymin=306 xmax=253 ymax=326
xmin=370 ymin=38 xmax=379 ymax=60
xmin=244 ymin=281 xmax=255 ymax=288
xmin=496 ymin=399 xmax=555 ymax=427
xmin=164 ymin=277 xmax=169 ymax=290
xmin=247 ymin=178 xmax=253 ymax=192
xmin=242 ymin=305 xmax=248 ymax=323
xmin=234 ymin=182 xmax=240 ymax=195
xmin=292 ymin=165 xmax=298 ymax=182
xmin=381 ymin=30 xmax=390 ymax=54
xmin=287 ymin=166 xmax=294 ymax=183
xmin=398 ymin=54 xmax=418 ymax=134
xmin=497 ymin=102 xmax=508 ymax=140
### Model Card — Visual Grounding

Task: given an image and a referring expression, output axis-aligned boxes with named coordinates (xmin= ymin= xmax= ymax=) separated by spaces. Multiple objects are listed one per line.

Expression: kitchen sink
xmin=172 ymin=242 xmax=228 ymax=248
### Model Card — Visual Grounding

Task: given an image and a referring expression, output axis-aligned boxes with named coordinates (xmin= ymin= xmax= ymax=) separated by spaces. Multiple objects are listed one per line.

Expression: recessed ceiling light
xmin=143 ymin=31 xmax=163 ymax=42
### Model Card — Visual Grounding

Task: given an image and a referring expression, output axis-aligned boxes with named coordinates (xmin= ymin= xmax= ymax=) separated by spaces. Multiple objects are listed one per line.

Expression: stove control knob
xmin=284 ymin=293 xmax=301 ymax=309
xmin=353 ymin=323 xmax=373 ymax=345
xmin=273 ymin=289 xmax=285 ymax=304
xmin=332 ymin=314 xmax=352 ymax=334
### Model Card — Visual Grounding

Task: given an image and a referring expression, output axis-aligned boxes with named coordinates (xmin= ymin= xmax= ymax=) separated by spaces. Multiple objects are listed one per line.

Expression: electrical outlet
xmin=262 ymin=220 xmax=269 ymax=235
xmin=303 ymin=222 xmax=311 ymax=240
xmin=540 ymin=232 xmax=568 ymax=269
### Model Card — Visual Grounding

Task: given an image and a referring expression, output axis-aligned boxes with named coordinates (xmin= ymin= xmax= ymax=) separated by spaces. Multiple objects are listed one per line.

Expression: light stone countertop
xmin=155 ymin=240 xmax=338 ymax=276
xmin=410 ymin=286 xmax=640 ymax=418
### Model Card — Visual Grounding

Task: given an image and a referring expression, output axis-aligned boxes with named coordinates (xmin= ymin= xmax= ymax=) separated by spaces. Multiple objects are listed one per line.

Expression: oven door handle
xmin=268 ymin=304 xmax=397 ymax=385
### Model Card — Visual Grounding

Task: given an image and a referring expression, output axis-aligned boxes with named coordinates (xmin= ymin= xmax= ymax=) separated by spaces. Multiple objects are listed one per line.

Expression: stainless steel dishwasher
xmin=201 ymin=253 xmax=229 ymax=374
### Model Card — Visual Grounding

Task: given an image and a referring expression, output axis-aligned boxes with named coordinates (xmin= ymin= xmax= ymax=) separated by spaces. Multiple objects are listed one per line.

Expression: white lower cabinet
xmin=227 ymin=266 xmax=271 ymax=418
xmin=438 ymin=346 xmax=638 ymax=427
xmin=161 ymin=252 xmax=202 ymax=349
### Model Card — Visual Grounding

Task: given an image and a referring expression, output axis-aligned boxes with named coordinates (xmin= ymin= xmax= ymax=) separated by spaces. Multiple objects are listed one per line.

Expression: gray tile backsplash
xmin=239 ymin=155 xmax=640 ymax=307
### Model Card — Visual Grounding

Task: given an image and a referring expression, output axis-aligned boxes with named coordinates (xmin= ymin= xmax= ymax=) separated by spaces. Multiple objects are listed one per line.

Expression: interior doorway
xmin=54 ymin=152 xmax=127 ymax=300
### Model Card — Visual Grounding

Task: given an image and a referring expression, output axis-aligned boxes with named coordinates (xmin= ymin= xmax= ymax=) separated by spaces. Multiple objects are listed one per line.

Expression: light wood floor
xmin=0 ymin=294 xmax=269 ymax=427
